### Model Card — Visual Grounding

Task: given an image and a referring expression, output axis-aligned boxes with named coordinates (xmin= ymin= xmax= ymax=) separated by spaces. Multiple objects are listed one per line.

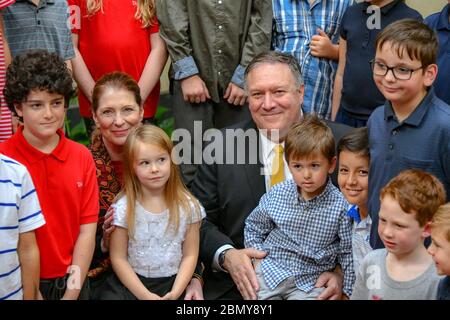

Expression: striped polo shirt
xmin=2 ymin=0 xmax=75 ymax=60
xmin=0 ymin=153 xmax=45 ymax=300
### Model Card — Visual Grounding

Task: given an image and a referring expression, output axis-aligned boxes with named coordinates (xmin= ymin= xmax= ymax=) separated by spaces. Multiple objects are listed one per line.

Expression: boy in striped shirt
xmin=0 ymin=150 xmax=45 ymax=300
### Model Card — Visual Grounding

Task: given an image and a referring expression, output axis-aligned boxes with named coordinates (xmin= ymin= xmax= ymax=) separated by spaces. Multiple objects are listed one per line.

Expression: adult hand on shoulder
xmin=184 ymin=277 xmax=204 ymax=300
xmin=181 ymin=75 xmax=211 ymax=104
xmin=310 ymin=28 xmax=334 ymax=59
xmin=101 ymin=207 xmax=116 ymax=253
xmin=314 ymin=270 xmax=343 ymax=300
xmin=224 ymin=82 xmax=247 ymax=106
xmin=222 ymin=248 xmax=267 ymax=300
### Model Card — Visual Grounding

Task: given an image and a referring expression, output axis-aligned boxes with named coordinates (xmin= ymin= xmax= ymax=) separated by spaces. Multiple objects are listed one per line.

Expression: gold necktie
xmin=270 ymin=145 xmax=285 ymax=188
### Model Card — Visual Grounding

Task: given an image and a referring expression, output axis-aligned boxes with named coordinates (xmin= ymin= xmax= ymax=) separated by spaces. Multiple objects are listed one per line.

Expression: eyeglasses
xmin=370 ymin=60 xmax=423 ymax=80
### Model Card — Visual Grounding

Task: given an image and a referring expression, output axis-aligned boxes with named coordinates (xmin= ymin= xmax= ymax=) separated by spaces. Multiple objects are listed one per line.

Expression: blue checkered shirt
xmin=272 ymin=0 xmax=352 ymax=118
xmin=244 ymin=179 xmax=355 ymax=297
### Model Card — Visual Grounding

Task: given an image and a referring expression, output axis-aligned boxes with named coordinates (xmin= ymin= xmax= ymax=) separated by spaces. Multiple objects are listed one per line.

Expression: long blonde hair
xmin=86 ymin=0 xmax=157 ymax=28
xmin=119 ymin=125 xmax=201 ymax=238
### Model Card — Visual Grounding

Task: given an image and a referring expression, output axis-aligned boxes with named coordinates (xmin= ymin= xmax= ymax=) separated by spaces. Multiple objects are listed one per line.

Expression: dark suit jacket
xmin=191 ymin=118 xmax=351 ymax=299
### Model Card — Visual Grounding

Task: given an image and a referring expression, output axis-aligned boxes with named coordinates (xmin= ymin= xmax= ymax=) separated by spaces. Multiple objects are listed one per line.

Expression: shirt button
xmin=218 ymin=71 xmax=221 ymax=76
xmin=218 ymin=25 xmax=223 ymax=30
xmin=218 ymin=49 xmax=222 ymax=54
xmin=218 ymin=0 xmax=222 ymax=4
xmin=392 ymin=130 xmax=397 ymax=135
xmin=37 ymin=20 xmax=41 ymax=25
xmin=389 ymin=144 xmax=394 ymax=150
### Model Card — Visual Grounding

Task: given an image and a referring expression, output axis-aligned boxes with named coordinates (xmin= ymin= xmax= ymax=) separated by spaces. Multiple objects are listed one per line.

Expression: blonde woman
xmin=68 ymin=0 xmax=167 ymax=136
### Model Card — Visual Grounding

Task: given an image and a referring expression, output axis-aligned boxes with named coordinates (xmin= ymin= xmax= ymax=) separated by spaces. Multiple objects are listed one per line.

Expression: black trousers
xmin=100 ymin=272 xmax=184 ymax=300
xmin=39 ymin=274 xmax=90 ymax=300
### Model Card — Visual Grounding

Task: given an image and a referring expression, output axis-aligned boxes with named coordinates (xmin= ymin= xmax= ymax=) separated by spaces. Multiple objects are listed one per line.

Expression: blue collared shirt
xmin=272 ymin=0 xmax=352 ymax=118
xmin=425 ymin=4 xmax=450 ymax=105
xmin=367 ymin=88 xmax=450 ymax=249
xmin=244 ymin=179 xmax=355 ymax=297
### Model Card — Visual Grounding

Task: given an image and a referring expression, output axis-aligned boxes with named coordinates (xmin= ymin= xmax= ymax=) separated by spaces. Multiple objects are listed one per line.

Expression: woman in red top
xmin=69 ymin=0 xmax=167 ymax=136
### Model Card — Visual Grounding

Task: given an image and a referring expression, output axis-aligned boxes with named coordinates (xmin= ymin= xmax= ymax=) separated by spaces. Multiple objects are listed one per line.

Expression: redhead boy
xmin=0 ymin=50 xmax=99 ymax=300
xmin=352 ymin=170 xmax=445 ymax=300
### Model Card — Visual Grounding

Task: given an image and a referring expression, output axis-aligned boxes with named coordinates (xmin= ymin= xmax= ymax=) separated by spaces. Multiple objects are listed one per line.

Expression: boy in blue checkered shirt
xmin=244 ymin=115 xmax=354 ymax=300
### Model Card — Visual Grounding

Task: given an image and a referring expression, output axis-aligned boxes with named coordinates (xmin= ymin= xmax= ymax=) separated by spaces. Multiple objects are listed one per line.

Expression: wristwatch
xmin=218 ymin=248 xmax=231 ymax=270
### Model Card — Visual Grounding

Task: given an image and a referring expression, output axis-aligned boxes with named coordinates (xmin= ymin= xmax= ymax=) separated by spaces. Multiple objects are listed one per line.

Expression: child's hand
xmin=161 ymin=291 xmax=177 ymax=300
xmin=310 ymin=28 xmax=335 ymax=59
xmin=144 ymin=292 xmax=163 ymax=300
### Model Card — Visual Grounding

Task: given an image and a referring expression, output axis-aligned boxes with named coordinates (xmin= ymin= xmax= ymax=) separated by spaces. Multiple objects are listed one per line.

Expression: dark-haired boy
xmin=366 ymin=19 xmax=450 ymax=249
xmin=0 ymin=50 xmax=99 ymax=300
xmin=244 ymin=115 xmax=354 ymax=300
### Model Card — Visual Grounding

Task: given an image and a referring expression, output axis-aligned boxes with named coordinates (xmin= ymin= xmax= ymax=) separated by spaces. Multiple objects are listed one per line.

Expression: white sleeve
xmin=18 ymin=169 xmax=45 ymax=233
xmin=112 ymin=197 xmax=128 ymax=229
xmin=188 ymin=201 xmax=206 ymax=224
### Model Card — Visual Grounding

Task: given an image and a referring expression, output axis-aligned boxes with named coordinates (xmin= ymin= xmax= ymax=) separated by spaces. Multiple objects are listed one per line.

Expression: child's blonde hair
xmin=120 ymin=125 xmax=201 ymax=238
xmin=431 ymin=203 xmax=450 ymax=242
xmin=86 ymin=0 xmax=156 ymax=27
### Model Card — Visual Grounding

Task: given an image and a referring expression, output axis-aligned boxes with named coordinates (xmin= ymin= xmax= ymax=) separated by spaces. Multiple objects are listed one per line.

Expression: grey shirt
xmin=156 ymin=0 xmax=272 ymax=102
xmin=351 ymin=249 xmax=442 ymax=300
xmin=3 ymin=0 xmax=75 ymax=60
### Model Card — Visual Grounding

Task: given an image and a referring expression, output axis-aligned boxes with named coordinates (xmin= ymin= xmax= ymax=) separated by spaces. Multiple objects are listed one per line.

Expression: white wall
xmin=406 ymin=0 xmax=448 ymax=18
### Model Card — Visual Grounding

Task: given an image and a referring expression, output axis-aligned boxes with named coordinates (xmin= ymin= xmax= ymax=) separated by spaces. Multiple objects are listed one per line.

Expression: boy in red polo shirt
xmin=0 ymin=50 xmax=99 ymax=300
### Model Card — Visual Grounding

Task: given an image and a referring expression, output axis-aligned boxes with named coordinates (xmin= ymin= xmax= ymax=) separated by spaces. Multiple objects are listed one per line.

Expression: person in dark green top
xmin=156 ymin=0 xmax=272 ymax=186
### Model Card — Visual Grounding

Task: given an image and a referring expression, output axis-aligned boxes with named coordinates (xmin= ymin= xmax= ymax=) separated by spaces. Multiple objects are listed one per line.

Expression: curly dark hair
xmin=3 ymin=50 xmax=76 ymax=116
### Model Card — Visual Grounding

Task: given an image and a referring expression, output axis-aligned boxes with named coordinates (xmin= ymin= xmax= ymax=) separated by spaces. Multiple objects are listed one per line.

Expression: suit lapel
xmin=242 ymin=121 xmax=266 ymax=205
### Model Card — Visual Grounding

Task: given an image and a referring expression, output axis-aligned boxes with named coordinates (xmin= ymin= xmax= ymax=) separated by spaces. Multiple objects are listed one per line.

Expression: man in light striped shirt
xmin=0 ymin=153 xmax=45 ymax=300
xmin=272 ymin=0 xmax=352 ymax=119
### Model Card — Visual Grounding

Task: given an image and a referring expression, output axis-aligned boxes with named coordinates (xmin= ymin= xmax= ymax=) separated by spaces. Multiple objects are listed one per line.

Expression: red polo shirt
xmin=0 ymin=127 xmax=99 ymax=278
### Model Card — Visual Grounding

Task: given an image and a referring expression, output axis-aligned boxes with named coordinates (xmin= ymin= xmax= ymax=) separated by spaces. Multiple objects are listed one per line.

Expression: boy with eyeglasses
xmin=366 ymin=19 xmax=450 ymax=250
xmin=331 ymin=0 xmax=421 ymax=127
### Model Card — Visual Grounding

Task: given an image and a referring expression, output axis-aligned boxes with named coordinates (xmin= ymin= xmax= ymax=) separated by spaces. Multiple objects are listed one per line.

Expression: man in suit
xmin=191 ymin=51 xmax=351 ymax=300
